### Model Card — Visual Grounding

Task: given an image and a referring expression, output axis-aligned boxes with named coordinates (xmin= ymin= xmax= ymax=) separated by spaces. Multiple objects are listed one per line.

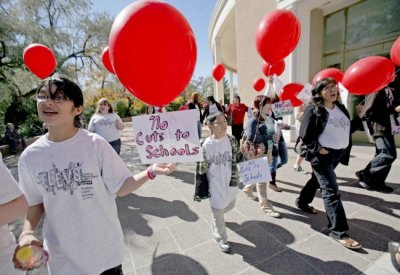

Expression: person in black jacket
xmin=295 ymin=78 xmax=363 ymax=250
xmin=202 ymin=96 xmax=223 ymax=122
xmin=355 ymin=75 xmax=400 ymax=193
xmin=188 ymin=92 xmax=203 ymax=139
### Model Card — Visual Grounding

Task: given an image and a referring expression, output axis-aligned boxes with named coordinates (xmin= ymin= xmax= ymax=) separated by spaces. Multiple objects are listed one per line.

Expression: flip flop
xmin=333 ymin=237 xmax=362 ymax=250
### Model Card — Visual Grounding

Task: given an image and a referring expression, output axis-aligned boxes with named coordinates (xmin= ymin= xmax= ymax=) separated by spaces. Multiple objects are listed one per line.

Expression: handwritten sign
xmin=272 ymin=100 xmax=293 ymax=117
xmin=238 ymin=157 xmax=271 ymax=185
xmin=132 ymin=110 xmax=203 ymax=164
xmin=338 ymin=82 xmax=348 ymax=109
xmin=273 ymin=75 xmax=284 ymax=97
xmin=390 ymin=114 xmax=400 ymax=135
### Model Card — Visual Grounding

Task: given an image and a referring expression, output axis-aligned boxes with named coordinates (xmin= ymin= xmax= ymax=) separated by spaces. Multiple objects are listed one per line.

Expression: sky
xmin=93 ymin=0 xmax=216 ymax=79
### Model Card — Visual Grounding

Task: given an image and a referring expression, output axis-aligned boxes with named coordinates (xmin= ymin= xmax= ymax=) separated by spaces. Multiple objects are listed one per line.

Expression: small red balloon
xmin=101 ymin=46 xmax=115 ymax=74
xmin=23 ymin=44 xmax=56 ymax=79
xmin=212 ymin=63 xmax=225 ymax=82
xmin=109 ymin=1 xmax=197 ymax=106
xmin=390 ymin=37 xmax=400 ymax=67
xmin=312 ymin=68 xmax=343 ymax=85
xmin=253 ymin=78 xmax=265 ymax=92
xmin=342 ymin=56 xmax=395 ymax=95
xmin=256 ymin=10 xmax=301 ymax=65
xmin=279 ymin=83 xmax=304 ymax=107
xmin=262 ymin=60 xmax=285 ymax=77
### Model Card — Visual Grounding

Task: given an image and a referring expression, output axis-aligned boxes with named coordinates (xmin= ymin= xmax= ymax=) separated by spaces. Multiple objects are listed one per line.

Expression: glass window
xmin=324 ymin=11 xmax=345 ymax=54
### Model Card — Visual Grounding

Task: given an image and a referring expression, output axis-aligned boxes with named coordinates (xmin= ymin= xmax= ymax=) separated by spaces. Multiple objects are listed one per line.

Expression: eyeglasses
xmin=323 ymin=85 xmax=338 ymax=92
xmin=36 ymin=93 xmax=69 ymax=103
xmin=213 ymin=120 xmax=228 ymax=126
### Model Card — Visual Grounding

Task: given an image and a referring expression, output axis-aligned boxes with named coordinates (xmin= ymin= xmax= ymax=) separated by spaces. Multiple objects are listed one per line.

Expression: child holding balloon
xmin=13 ymin=76 xmax=176 ymax=274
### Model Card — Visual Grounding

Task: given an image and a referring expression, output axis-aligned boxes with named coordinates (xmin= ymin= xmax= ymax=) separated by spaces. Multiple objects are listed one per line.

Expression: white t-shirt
xmin=202 ymin=135 xmax=238 ymax=209
xmin=0 ymin=154 xmax=25 ymax=275
xmin=87 ymin=113 xmax=123 ymax=142
xmin=208 ymin=103 xmax=219 ymax=115
xmin=318 ymin=105 xmax=350 ymax=150
xmin=17 ymin=129 xmax=132 ymax=275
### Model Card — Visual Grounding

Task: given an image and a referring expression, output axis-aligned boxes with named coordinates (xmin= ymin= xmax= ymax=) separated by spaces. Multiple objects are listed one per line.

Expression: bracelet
xmin=147 ymin=165 xmax=156 ymax=180
xmin=19 ymin=230 xmax=35 ymax=242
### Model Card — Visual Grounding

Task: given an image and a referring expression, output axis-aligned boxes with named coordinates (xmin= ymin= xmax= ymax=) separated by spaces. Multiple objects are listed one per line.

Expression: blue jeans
xmin=270 ymin=138 xmax=288 ymax=173
xmin=197 ymin=121 xmax=202 ymax=139
xmin=109 ymin=139 xmax=121 ymax=155
xmin=298 ymin=149 xmax=349 ymax=239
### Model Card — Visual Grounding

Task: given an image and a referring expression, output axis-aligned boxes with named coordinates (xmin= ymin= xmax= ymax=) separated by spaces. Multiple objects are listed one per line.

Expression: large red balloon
xmin=312 ymin=68 xmax=343 ymax=85
xmin=101 ymin=46 xmax=115 ymax=74
xmin=253 ymin=78 xmax=265 ymax=92
xmin=390 ymin=37 xmax=400 ymax=67
xmin=212 ymin=63 xmax=225 ymax=82
xmin=23 ymin=44 xmax=56 ymax=79
xmin=342 ymin=56 xmax=395 ymax=95
xmin=256 ymin=10 xmax=301 ymax=65
xmin=279 ymin=83 xmax=304 ymax=107
xmin=262 ymin=60 xmax=285 ymax=77
xmin=109 ymin=1 xmax=197 ymax=106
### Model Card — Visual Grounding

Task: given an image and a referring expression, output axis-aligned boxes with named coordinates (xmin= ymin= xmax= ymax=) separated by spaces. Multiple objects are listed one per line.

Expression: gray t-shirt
xmin=88 ymin=113 xmax=123 ymax=142
xmin=18 ymin=129 xmax=132 ymax=275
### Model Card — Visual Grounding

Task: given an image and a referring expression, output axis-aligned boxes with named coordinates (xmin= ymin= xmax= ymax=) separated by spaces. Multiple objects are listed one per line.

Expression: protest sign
xmin=132 ymin=109 xmax=203 ymax=163
xmin=272 ymin=99 xmax=293 ymax=117
xmin=239 ymin=157 xmax=271 ymax=185
xmin=296 ymin=83 xmax=312 ymax=104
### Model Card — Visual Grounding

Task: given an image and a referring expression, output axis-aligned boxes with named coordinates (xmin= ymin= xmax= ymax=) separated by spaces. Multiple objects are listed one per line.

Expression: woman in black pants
xmin=295 ymin=78 xmax=363 ymax=250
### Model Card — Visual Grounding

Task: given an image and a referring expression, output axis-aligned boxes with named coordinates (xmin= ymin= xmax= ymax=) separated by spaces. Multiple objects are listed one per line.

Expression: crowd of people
xmin=1 ymin=75 xmax=399 ymax=274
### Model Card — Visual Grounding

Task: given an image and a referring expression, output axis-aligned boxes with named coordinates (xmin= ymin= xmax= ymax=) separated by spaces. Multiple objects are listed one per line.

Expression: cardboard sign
xmin=132 ymin=110 xmax=203 ymax=164
xmin=297 ymin=83 xmax=312 ymax=104
xmin=238 ymin=157 xmax=271 ymax=185
xmin=272 ymin=100 xmax=293 ymax=117
xmin=390 ymin=114 xmax=400 ymax=135
xmin=338 ymin=82 xmax=349 ymax=109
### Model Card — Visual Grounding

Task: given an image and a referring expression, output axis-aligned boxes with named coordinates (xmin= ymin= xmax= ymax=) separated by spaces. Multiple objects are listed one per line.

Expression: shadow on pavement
xmin=117 ymin=193 xmax=199 ymax=237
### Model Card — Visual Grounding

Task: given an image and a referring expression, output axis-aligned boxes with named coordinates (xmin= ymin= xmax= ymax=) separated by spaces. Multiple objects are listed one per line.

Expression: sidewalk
xmin=5 ymin=122 xmax=400 ymax=275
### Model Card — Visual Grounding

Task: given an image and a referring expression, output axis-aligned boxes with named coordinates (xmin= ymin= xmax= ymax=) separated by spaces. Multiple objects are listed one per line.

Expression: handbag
xmin=194 ymin=173 xmax=210 ymax=201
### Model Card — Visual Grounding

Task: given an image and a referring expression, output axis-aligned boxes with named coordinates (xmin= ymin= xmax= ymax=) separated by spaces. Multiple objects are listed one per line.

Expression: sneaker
xmin=218 ymin=242 xmax=232 ymax=253
xmin=243 ymin=191 xmax=259 ymax=201
xmin=293 ymin=166 xmax=306 ymax=174
xmin=355 ymin=171 xmax=371 ymax=190
xmin=263 ymin=208 xmax=281 ymax=218
xmin=375 ymin=184 xmax=394 ymax=193
xmin=295 ymin=198 xmax=318 ymax=214
xmin=358 ymin=181 xmax=371 ymax=190
xmin=269 ymin=183 xmax=282 ymax=192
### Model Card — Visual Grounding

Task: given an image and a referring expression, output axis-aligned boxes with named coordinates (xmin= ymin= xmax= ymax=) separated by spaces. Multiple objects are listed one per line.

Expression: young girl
xmin=195 ymin=112 xmax=241 ymax=253
xmin=0 ymin=153 xmax=27 ymax=275
xmin=14 ymin=76 xmax=176 ymax=274
xmin=88 ymin=97 xmax=125 ymax=155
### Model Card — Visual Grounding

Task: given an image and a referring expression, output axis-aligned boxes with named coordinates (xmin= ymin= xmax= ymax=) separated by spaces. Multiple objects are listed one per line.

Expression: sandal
xmin=333 ymin=237 xmax=362 ymax=250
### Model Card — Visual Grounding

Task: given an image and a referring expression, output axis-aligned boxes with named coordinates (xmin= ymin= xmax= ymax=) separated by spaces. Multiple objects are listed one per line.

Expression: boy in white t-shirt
xmin=195 ymin=111 xmax=242 ymax=253
xmin=0 ymin=153 xmax=28 ymax=275
xmin=13 ymin=76 xmax=176 ymax=274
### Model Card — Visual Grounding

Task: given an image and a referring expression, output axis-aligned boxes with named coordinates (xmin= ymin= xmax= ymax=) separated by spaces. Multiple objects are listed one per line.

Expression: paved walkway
xmin=5 ymin=122 xmax=400 ymax=275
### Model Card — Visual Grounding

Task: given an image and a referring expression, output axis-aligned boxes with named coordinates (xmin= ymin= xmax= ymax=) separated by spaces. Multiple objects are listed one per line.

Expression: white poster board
xmin=297 ymin=83 xmax=312 ymax=104
xmin=272 ymin=100 xmax=293 ymax=117
xmin=273 ymin=75 xmax=284 ymax=97
xmin=132 ymin=110 xmax=203 ymax=164
xmin=390 ymin=114 xmax=400 ymax=135
xmin=238 ymin=157 xmax=271 ymax=185
xmin=338 ymin=82 xmax=349 ymax=109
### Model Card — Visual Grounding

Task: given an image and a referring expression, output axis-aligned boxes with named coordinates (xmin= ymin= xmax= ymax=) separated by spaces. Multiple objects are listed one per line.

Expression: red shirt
xmin=227 ymin=103 xmax=248 ymax=125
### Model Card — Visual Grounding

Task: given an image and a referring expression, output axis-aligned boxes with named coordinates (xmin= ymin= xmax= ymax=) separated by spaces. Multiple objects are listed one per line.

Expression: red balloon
xmin=279 ymin=83 xmax=304 ymax=107
xmin=256 ymin=10 xmax=301 ymax=65
xmin=390 ymin=37 xmax=400 ymax=67
xmin=312 ymin=68 xmax=343 ymax=85
xmin=23 ymin=44 xmax=56 ymax=79
xmin=342 ymin=56 xmax=395 ymax=95
xmin=262 ymin=60 xmax=285 ymax=77
xmin=109 ymin=1 xmax=197 ymax=106
xmin=101 ymin=46 xmax=115 ymax=74
xmin=253 ymin=78 xmax=265 ymax=92
xmin=212 ymin=63 xmax=225 ymax=82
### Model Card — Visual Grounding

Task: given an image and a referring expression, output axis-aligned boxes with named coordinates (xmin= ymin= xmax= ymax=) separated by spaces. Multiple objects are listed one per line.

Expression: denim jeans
xmin=360 ymin=131 xmax=396 ymax=186
xmin=270 ymin=138 xmax=288 ymax=173
xmin=109 ymin=139 xmax=121 ymax=155
xmin=197 ymin=121 xmax=202 ymax=139
xmin=298 ymin=149 xmax=349 ymax=239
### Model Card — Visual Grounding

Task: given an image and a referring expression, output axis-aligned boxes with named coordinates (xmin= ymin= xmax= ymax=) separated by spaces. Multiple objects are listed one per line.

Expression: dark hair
xmin=205 ymin=111 xmax=226 ymax=125
xmin=253 ymin=95 xmax=272 ymax=110
xmin=234 ymin=95 xmax=241 ymax=102
xmin=36 ymin=76 xmax=84 ymax=127
xmin=310 ymin=77 xmax=337 ymax=116
xmin=206 ymin=95 xmax=217 ymax=104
